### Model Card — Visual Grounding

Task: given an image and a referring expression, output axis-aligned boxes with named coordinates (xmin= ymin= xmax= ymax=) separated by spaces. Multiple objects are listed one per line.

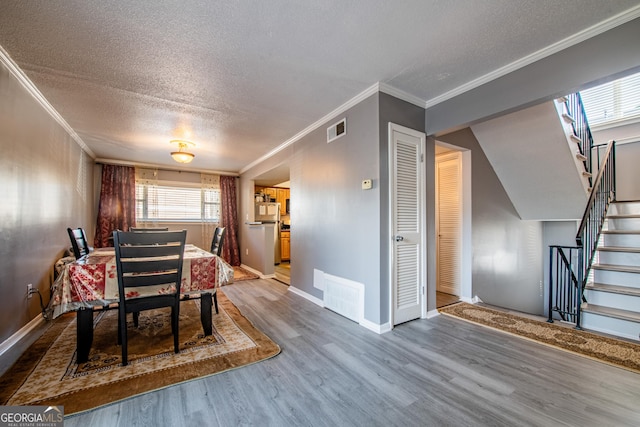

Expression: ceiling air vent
xmin=327 ymin=118 xmax=346 ymax=143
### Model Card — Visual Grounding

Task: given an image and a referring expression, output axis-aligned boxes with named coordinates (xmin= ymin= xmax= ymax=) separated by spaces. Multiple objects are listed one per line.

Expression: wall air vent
xmin=327 ymin=118 xmax=346 ymax=143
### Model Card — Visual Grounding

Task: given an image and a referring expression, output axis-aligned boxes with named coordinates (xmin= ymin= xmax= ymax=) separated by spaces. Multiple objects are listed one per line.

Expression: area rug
xmin=233 ymin=266 xmax=259 ymax=281
xmin=439 ymin=302 xmax=640 ymax=374
xmin=0 ymin=291 xmax=280 ymax=415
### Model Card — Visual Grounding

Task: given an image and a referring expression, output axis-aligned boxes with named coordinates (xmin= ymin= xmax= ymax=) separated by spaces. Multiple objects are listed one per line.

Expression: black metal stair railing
xmin=564 ymin=92 xmax=595 ymax=181
xmin=548 ymin=140 xmax=616 ymax=327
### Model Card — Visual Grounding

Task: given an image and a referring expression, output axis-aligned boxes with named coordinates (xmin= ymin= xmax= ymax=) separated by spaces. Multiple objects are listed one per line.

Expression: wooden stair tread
xmin=585 ymin=282 xmax=640 ymax=296
xmin=597 ymin=246 xmax=640 ymax=253
xmin=582 ymin=304 xmax=640 ymax=323
xmin=601 ymin=229 xmax=640 ymax=235
xmin=607 ymin=214 xmax=640 ymax=219
xmin=591 ymin=263 xmax=640 ymax=273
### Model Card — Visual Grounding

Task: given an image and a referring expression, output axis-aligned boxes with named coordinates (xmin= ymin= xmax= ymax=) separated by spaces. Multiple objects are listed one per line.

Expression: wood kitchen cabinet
xmin=280 ymin=230 xmax=290 ymax=261
xmin=277 ymin=188 xmax=289 ymax=215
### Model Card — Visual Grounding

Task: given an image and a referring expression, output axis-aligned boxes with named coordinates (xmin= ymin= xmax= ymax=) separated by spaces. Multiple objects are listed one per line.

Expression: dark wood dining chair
xmin=129 ymin=227 xmax=169 ymax=232
xmin=67 ymin=227 xmax=91 ymax=259
xmin=113 ymin=229 xmax=187 ymax=366
xmin=210 ymin=226 xmax=226 ymax=256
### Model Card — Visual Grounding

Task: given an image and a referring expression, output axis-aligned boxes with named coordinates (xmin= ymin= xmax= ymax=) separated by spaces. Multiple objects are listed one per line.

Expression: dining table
xmin=49 ymin=244 xmax=235 ymax=363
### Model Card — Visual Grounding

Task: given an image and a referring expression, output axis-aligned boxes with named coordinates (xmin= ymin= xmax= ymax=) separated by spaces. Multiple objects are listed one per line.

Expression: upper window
xmin=136 ymin=182 xmax=220 ymax=222
xmin=580 ymin=72 xmax=640 ymax=128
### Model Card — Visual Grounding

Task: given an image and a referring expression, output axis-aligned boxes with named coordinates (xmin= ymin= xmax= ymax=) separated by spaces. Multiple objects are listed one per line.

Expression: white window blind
xmin=580 ymin=72 xmax=640 ymax=126
xmin=135 ymin=183 xmax=220 ymax=222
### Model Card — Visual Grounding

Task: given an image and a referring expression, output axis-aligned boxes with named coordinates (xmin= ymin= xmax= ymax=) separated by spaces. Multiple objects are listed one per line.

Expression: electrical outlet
xmin=27 ymin=284 xmax=33 ymax=299
xmin=245 ymin=249 xmax=249 ymax=255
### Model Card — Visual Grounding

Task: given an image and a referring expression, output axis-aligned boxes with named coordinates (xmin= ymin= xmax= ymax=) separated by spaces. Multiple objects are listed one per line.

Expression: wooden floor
xmin=6 ymin=278 xmax=640 ymax=426
xmin=274 ymin=261 xmax=290 ymax=285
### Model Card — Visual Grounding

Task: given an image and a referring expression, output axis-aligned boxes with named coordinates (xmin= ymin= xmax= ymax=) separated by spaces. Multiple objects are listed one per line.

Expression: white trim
xmin=0 ymin=315 xmax=45 ymax=357
xmin=378 ymin=82 xmax=426 ymax=108
xmin=239 ymin=264 xmax=263 ymax=277
xmin=360 ymin=318 xmax=392 ymax=334
xmin=0 ymin=45 xmax=96 ymax=158
xmin=97 ymin=158 xmax=238 ymax=176
xmin=425 ymin=309 xmax=440 ymax=319
xmin=240 ymin=82 xmax=381 ymax=174
xmin=288 ymin=285 xmax=325 ymax=307
xmin=424 ymin=4 xmax=640 ymax=108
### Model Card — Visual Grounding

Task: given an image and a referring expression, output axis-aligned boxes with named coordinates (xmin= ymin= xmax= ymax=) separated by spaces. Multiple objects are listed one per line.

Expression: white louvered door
xmin=436 ymin=152 xmax=461 ymax=296
xmin=390 ymin=124 xmax=425 ymax=325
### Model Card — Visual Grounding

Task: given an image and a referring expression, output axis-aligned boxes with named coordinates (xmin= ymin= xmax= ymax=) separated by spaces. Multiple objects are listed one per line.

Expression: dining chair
xmin=113 ymin=229 xmax=187 ymax=366
xmin=210 ymin=226 xmax=226 ymax=256
xmin=67 ymin=227 xmax=91 ymax=259
xmin=129 ymin=227 xmax=169 ymax=232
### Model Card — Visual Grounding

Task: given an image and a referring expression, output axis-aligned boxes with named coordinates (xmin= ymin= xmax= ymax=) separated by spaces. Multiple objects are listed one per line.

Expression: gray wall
xmin=0 ymin=62 xmax=94 ymax=343
xmin=378 ymin=93 xmax=426 ymax=319
xmin=243 ymin=93 xmax=384 ymax=322
xmin=241 ymin=92 xmax=426 ymax=326
xmin=437 ymin=128 xmax=545 ymax=314
xmin=427 ymin=18 xmax=640 ymax=136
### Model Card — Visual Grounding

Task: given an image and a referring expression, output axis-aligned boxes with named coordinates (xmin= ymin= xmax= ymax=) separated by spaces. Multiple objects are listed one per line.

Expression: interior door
xmin=390 ymin=123 xmax=426 ymax=325
xmin=436 ymin=152 xmax=462 ymax=296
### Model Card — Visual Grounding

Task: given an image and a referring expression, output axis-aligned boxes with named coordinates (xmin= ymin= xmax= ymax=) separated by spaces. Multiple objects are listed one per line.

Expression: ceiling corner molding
xmin=240 ymin=82 xmax=382 ymax=174
xmin=424 ymin=4 xmax=640 ymax=109
xmin=378 ymin=82 xmax=426 ymax=108
xmin=95 ymin=158 xmax=239 ymax=176
xmin=0 ymin=45 xmax=96 ymax=159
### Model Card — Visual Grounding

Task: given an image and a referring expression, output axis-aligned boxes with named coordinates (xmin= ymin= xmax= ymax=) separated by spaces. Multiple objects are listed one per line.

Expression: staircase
xmin=582 ymin=200 xmax=640 ymax=340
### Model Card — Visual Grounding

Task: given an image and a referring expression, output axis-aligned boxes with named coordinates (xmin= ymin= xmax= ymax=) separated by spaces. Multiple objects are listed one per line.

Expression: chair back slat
xmin=113 ymin=230 xmax=186 ymax=295
xmin=67 ymin=227 xmax=90 ymax=259
xmin=129 ymin=227 xmax=169 ymax=232
xmin=210 ymin=226 xmax=226 ymax=256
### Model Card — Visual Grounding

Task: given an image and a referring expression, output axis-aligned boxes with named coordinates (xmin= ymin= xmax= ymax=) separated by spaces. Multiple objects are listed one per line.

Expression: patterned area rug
xmin=233 ymin=266 xmax=259 ymax=281
xmin=439 ymin=302 xmax=640 ymax=374
xmin=0 ymin=291 xmax=280 ymax=415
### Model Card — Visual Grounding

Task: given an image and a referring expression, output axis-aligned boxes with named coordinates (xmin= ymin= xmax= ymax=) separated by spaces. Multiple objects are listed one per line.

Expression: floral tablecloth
xmin=49 ymin=245 xmax=234 ymax=319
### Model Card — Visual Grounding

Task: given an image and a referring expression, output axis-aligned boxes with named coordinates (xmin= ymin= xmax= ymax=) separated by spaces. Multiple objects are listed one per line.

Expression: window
xmin=580 ymin=71 xmax=640 ymax=128
xmin=136 ymin=182 xmax=221 ymax=222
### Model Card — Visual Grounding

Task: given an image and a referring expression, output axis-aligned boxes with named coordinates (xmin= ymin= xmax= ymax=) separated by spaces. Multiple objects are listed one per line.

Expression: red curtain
xmin=220 ymin=175 xmax=241 ymax=266
xmin=94 ymin=165 xmax=136 ymax=248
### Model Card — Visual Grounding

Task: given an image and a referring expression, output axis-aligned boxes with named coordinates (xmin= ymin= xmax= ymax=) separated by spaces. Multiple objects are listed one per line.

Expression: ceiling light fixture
xmin=170 ymin=140 xmax=195 ymax=163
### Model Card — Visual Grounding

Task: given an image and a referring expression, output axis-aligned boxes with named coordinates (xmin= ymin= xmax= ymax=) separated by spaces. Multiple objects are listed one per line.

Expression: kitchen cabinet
xmin=281 ymin=230 xmax=290 ymax=261
xmin=277 ymin=188 xmax=289 ymax=215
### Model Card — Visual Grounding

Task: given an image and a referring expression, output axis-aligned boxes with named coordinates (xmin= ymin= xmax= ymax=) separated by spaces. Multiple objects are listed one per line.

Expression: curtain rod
xmin=95 ymin=158 xmax=239 ymax=177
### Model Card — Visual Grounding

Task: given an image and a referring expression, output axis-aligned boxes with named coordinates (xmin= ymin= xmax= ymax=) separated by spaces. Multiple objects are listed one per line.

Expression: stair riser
xmin=584 ymin=290 xmax=640 ymax=313
xmin=609 ymin=202 xmax=640 ymax=216
xmin=606 ymin=217 xmax=640 ymax=230
xmin=600 ymin=233 xmax=640 ymax=248
xmin=581 ymin=312 xmax=640 ymax=341
xmin=592 ymin=269 xmax=640 ymax=288
xmin=596 ymin=250 xmax=640 ymax=266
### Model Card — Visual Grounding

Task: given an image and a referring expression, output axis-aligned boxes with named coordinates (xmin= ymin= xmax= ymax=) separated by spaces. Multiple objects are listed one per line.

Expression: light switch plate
xmin=362 ymin=179 xmax=372 ymax=190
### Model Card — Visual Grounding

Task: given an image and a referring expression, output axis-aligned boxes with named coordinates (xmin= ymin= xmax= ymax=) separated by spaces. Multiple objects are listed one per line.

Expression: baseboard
xmin=239 ymin=264 xmax=273 ymax=279
xmin=360 ymin=318 xmax=392 ymax=334
xmin=288 ymin=286 xmax=324 ymax=307
xmin=0 ymin=315 xmax=45 ymax=357
xmin=425 ymin=309 xmax=440 ymax=319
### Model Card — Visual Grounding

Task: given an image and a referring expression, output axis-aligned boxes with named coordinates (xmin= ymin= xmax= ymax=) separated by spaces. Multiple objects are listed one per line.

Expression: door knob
xmin=395 ymin=235 xmax=404 ymax=242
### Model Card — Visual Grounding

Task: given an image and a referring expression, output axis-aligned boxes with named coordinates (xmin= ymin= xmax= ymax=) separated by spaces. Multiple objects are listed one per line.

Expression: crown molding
xmin=378 ymin=82 xmax=426 ymax=108
xmin=424 ymin=4 xmax=640 ymax=109
xmin=0 ymin=45 xmax=96 ymax=158
xmin=240 ymin=82 xmax=382 ymax=174
xmin=95 ymin=158 xmax=238 ymax=176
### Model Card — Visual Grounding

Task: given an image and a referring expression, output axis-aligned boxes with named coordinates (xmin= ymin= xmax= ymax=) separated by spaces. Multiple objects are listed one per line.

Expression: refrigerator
xmin=255 ymin=202 xmax=281 ymax=264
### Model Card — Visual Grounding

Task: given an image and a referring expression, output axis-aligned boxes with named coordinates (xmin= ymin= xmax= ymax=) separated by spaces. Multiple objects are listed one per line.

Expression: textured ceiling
xmin=0 ymin=0 xmax=639 ymax=180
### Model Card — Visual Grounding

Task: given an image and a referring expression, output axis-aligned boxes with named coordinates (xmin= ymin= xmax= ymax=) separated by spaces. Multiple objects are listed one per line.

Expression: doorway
xmin=435 ymin=143 xmax=471 ymax=308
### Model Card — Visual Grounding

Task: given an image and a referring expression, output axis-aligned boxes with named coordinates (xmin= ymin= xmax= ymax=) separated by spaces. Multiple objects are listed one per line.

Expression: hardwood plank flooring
xmin=6 ymin=278 xmax=640 ymax=426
